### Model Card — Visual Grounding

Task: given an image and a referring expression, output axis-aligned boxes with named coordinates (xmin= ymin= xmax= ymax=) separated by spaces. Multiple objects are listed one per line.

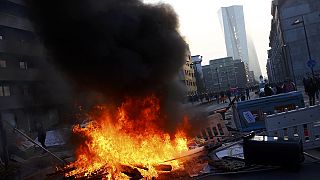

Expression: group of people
xmin=188 ymin=87 xmax=254 ymax=105
xmin=261 ymin=75 xmax=320 ymax=106
xmin=263 ymin=79 xmax=296 ymax=97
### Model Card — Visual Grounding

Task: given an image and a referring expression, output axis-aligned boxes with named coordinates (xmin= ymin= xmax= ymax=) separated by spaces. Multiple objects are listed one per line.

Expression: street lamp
xmin=292 ymin=16 xmax=315 ymax=77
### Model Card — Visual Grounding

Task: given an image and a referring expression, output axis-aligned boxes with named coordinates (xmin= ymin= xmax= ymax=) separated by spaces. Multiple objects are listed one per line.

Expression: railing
xmin=265 ymin=104 xmax=320 ymax=150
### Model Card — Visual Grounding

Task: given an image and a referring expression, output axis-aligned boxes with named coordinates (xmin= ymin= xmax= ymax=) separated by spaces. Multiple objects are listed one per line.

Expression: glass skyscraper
xmin=219 ymin=5 xmax=262 ymax=80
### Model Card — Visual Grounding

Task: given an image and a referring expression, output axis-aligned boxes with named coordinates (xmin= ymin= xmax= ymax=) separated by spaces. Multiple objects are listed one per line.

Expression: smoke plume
xmin=29 ymin=0 xmax=189 ymax=132
xmin=29 ymin=0 xmax=187 ymax=100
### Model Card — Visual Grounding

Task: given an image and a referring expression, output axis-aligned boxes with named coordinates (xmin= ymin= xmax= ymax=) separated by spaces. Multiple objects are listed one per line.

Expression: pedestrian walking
xmin=304 ymin=77 xmax=317 ymax=106
xmin=226 ymin=89 xmax=232 ymax=103
xmin=245 ymin=88 xmax=250 ymax=100
xmin=220 ymin=91 xmax=226 ymax=103
xmin=37 ymin=123 xmax=47 ymax=150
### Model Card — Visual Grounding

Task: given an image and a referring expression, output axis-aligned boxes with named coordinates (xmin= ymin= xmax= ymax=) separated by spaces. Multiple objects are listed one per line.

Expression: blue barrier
xmin=232 ymin=91 xmax=305 ymax=132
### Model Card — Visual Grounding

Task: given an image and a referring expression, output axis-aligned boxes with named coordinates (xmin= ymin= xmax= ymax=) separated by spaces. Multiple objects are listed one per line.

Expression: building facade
xmin=179 ymin=49 xmax=197 ymax=97
xmin=191 ymin=55 xmax=206 ymax=94
xmin=202 ymin=57 xmax=246 ymax=92
xmin=268 ymin=0 xmax=320 ymax=85
xmin=219 ymin=5 xmax=262 ymax=81
xmin=234 ymin=59 xmax=248 ymax=89
xmin=0 ymin=0 xmax=72 ymax=164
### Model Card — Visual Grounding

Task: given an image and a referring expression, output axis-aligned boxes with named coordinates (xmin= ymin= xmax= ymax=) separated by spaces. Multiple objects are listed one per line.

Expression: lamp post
xmin=292 ymin=16 xmax=314 ymax=77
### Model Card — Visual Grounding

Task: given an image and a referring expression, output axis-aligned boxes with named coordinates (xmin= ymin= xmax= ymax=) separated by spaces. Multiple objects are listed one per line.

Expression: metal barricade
xmin=198 ymin=113 xmax=231 ymax=144
xmin=265 ymin=104 xmax=320 ymax=150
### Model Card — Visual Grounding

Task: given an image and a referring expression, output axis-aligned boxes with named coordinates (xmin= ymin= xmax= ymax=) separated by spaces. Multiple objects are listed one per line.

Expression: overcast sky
xmin=144 ymin=0 xmax=273 ymax=76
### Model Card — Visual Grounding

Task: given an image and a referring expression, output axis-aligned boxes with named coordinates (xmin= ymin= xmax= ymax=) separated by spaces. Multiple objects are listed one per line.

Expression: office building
xmin=219 ymin=5 xmax=262 ymax=80
xmin=202 ymin=57 xmax=246 ymax=92
xmin=268 ymin=0 xmax=320 ymax=85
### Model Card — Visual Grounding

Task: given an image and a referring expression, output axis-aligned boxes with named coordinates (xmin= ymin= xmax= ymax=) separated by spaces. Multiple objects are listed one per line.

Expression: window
xmin=0 ymin=35 xmax=3 ymax=40
xmin=0 ymin=60 xmax=6 ymax=68
xmin=19 ymin=61 xmax=27 ymax=69
xmin=22 ymin=86 xmax=29 ymax=96
xmin=0 ymin=85 xmax=11 ymax=96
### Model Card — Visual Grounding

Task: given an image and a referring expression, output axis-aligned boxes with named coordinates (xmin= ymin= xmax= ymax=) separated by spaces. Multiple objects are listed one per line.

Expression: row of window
xmin=0 ymin=84 xmax=32 ymax=97
xmin=185 ymin=80 xmax=196 ymax=87
xmin=0 ymin=60 xmax=28 ymax=69
xmin=184 ymin=70 xmax=195 ymax=78
xmin=0 ymin=85 xmax=10 ymax=96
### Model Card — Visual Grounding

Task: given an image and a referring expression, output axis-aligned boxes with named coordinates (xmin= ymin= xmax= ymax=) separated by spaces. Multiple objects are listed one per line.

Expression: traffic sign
xmin=307 ymin=59 xmax=316 ymax=68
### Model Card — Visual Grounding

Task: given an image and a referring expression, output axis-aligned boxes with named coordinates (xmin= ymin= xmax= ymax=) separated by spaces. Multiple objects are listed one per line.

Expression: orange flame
xmin=65 ymin=95 xmax=189 ymax=179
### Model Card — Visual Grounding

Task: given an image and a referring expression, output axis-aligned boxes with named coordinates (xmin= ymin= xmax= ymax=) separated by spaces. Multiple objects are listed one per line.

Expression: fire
xmin=65 ymin=95 xmax=189 ymax=179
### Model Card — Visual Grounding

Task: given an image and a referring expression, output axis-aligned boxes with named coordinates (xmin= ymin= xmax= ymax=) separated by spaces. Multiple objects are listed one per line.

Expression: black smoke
xmin=28 ymin=0 xmax=187 ymax=103
xmin=28 ymin=0 xmax=189 ymax=133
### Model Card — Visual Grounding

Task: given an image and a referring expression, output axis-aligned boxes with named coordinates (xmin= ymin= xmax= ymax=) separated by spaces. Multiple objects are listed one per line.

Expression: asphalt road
xmin=198 ymin=162 xmax=320 ymax=180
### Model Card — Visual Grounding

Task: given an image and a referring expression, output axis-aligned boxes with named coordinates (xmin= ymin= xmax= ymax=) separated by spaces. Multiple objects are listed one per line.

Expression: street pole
xmin=301 ymin=16 xmax=314 ymax=77
xmin=293 ymin=16 xmax=314 ymax=77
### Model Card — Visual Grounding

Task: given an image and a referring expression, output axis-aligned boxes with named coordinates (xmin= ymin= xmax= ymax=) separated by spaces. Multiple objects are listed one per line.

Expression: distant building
xmin=179 ymin=48 xmax=197 ymax=97
xmin=266 ymin=58 xmax=275 ymax=83
xmin=219 ymin=5 xmax=262 ymax=80
xmin=202 ymin=57 xmax=246 ymax=92
xmin=0 ymin=0 xmax=72 ymax=164
xmin=268 ymin=0 xmax=320 ymax=85
xmin=247 ymin=71 xmax=256 ymax=86
xmin=191 ymin=55 xmax=206 ymax=94
xmin=234 ymin=59 xmax=248 ymax=88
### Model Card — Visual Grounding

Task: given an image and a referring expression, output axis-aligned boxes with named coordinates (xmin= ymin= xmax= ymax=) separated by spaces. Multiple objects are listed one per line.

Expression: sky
xmin=144 ymin=0 xmax=273 ymax=76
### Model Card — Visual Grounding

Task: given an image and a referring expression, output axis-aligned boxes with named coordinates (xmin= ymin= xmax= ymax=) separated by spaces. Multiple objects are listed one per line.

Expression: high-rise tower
xmin=219 ymin=5 xmax=262 ymax=80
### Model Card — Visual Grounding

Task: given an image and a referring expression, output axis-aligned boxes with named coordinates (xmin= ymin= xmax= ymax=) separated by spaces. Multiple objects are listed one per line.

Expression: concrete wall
xmin=280 ymin=0 xmax=320 ymax=83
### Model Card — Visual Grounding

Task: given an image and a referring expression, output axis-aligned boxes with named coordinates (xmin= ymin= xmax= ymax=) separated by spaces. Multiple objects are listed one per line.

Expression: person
xmin=264 ymin=84 xmax=274 ymax=96
xmin=240 ymin=93 xmax=246 ymax=101
xmin=315 ymin=75 xmax=320 ymax=100
xmin=282 ymin=79 xmax=296 ymax=93
xmin=275 ymin=83 xmax=283 ymax=94
xmin=37 ymin=123 xmax=47 ymax=150
xmin=226 ymin=89 xmax=232 ymax=103
xmin=220 ymin=91 xmax=226 ymax=103
xmin=215 ymin=93 xmax=219 ymax=104
xmin=245 ymin=88 xmax=250 ymax=100
xmin=304 ymin=77 xmax=317 ymax=106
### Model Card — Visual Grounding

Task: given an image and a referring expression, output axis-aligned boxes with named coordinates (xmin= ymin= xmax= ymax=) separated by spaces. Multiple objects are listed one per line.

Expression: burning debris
xmin=62 ymin=96 xmax=188 ymax=178
xmin=27 ymin=0 xmax=201 ymax=179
